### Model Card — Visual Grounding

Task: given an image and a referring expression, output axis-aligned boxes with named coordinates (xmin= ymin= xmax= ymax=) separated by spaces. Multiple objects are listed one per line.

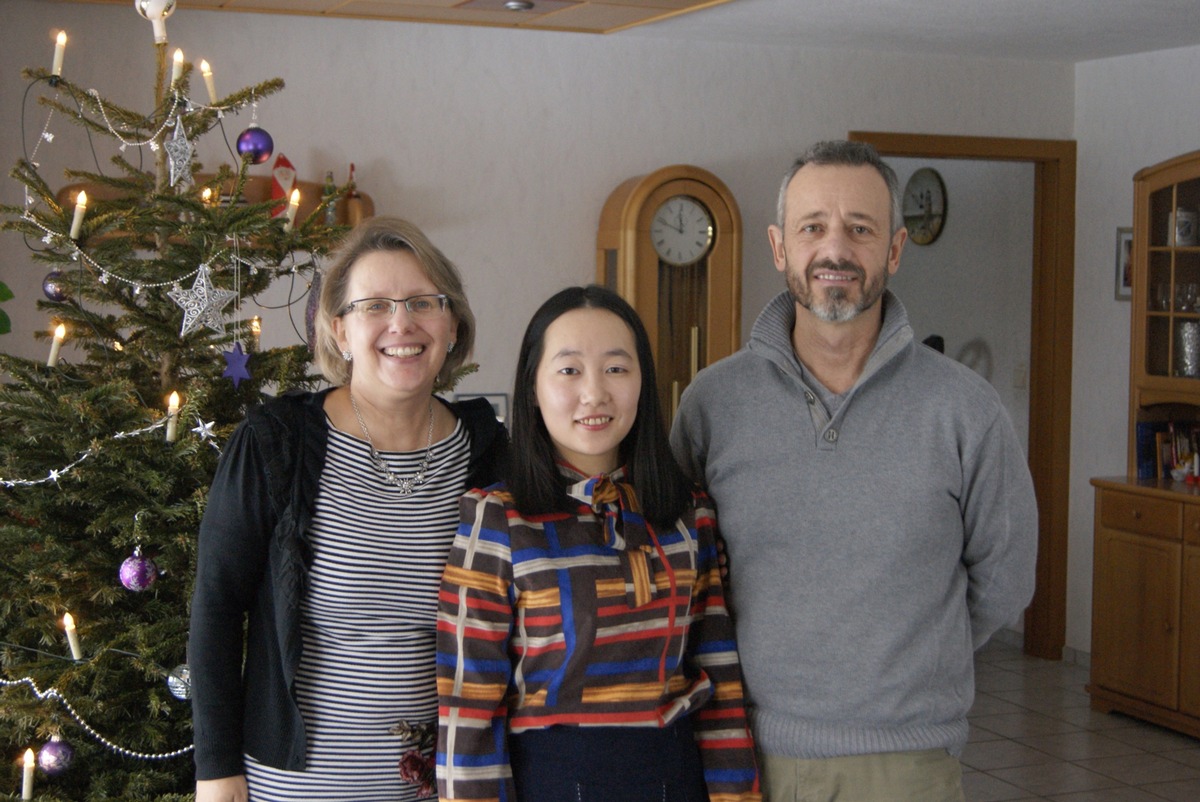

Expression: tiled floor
xmin=966 ymin=638 xmax=1200 ymax=801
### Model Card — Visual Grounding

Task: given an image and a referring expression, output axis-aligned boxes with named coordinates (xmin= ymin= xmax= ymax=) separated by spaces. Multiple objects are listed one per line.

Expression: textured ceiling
xmin=35 ymin=0 xmax=1200 ymax=61
xmin=40 ymin=0 xmax=734 ymax=34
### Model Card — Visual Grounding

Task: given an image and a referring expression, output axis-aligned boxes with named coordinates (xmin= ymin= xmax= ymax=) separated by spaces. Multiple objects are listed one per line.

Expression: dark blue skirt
xmin=508 ymin=716 xmax=708 ymax=802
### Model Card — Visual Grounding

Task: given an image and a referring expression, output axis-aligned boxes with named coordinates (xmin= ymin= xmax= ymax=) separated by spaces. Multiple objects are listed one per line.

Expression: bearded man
xmin=670 ymin=140 xmax=1038 ymax=802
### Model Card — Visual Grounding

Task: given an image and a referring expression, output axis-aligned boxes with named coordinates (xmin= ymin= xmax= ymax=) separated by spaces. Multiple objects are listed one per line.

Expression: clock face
xmin=902 ymin=167 xmax=947 ymax=246
xmin=650 ymin=195 xmax=714 ymax=266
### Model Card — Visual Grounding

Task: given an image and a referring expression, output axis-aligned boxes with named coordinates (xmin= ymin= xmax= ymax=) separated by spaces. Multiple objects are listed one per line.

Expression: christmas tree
xmin=0 ymin=5 xmax=346 ymax=799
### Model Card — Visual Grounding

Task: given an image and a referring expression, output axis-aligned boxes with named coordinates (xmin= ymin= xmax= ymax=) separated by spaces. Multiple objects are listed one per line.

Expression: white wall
xmin=1069 ymin=43 xmax=1200 ymax=652
xmin=1 ymin=2 xmax=1078 ymax=630
xmin=1 ymin=0 xmax=1073 ymax=385
xmin=890 ymin=158 xmax=1034 ymax=454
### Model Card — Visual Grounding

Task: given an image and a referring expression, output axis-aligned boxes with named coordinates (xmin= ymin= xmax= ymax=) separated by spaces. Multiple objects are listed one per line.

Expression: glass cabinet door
xmin=1146 ymin=178 xmax=1200 ymax=379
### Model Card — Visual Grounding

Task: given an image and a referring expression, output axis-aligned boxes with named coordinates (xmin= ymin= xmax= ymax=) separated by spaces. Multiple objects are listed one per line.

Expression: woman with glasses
xmin=191 ymin=217 xmax=507 ymax=802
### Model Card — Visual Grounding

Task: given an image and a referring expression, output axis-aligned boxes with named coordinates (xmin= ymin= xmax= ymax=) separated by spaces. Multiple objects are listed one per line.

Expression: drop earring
xmin=447 ymin=341 xmax=456 ymax=353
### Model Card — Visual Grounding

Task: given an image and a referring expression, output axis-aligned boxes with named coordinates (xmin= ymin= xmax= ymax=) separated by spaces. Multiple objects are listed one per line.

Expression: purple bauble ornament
xmin=236 ymin=125 xmax=274 ymax=165
xmin=119 ymin=546 xmax=158 ymax=592
xmin=43 ymin=270 xmax=67 ymax=302
xmin=37 ymin=735 xmax=74 ymax=776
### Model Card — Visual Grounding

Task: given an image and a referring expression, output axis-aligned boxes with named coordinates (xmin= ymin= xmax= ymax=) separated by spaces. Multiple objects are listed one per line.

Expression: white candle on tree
xmin=200 ymin=59 xmax=217 ymax=104
xmin=63 ymin=613 xmax=83 ymax=660
xmin=21 ymin=748 xmax=34 ymax=799
xmin=284 ymin=188 xmax=300 ymax=232
xmin=47 ymin=323 xmax=65 ymax=368
xmin=171 ymin=48 xmax=184 ymax=85
xmin=52 ymin=31 xmax=66 ymax=77
xmin=166 ymin=391 xmax=180 ymax=442
xmin=69 ymin=189 xmax=87 ymax=240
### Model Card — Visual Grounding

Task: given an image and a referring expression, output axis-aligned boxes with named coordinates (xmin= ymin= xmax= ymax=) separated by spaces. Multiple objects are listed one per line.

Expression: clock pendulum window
xmin=596 ymin=166 xmax=742 ymax=419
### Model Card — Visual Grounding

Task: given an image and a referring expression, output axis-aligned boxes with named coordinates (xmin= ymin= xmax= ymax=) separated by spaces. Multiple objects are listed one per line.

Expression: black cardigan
xmin=189 ymin=389 xmax=507 ymax=780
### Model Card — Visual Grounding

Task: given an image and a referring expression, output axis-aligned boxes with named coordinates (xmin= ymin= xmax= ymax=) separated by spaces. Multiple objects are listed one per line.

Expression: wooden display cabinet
xmin=1089 ymin=149 xmax=1200 ymax=739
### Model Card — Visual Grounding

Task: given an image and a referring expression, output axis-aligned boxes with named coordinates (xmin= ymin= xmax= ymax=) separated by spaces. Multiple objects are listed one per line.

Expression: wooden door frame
xmin=849 ymin=131 xmax=1076 ymax=660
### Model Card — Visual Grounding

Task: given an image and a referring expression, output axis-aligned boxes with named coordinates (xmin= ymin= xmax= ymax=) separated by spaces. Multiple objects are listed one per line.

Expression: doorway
xmin=849 ymin=132 xmax=1076 ymax=660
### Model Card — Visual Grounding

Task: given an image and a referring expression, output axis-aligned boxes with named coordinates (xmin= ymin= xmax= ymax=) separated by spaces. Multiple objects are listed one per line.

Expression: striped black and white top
xmin=245 ymin=418 xmax=470 ymax=801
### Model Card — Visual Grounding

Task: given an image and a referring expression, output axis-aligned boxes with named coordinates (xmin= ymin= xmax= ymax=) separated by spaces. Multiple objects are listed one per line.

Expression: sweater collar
xmin=748 ymin=289 xmax=914 ymax=392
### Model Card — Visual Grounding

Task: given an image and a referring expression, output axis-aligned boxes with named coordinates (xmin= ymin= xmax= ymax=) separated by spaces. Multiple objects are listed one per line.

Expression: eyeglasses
xmin=340 ymin=294 xmax=450 ymax=318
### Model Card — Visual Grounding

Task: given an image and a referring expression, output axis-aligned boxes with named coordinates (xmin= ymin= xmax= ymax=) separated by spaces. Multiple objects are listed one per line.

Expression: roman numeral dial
xmin=650 ymin=195 xmax=714 ymax=266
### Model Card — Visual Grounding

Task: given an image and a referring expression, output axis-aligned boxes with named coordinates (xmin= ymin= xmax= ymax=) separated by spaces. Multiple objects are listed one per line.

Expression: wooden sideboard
xmin=1088 ymin=476 xmax=1200 ymax=738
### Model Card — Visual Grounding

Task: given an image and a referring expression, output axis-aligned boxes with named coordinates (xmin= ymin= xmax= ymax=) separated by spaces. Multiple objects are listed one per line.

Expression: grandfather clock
xmin=596 ymin=165 xmax=742 ymax=419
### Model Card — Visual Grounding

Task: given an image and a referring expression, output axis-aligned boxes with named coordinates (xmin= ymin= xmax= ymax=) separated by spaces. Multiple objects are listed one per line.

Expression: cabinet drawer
xmin=1099 ymin=490 xmax=1181 ymax=539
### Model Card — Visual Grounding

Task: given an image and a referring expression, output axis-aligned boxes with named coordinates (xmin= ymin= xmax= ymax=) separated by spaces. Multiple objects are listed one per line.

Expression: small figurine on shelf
xmin=323 ymin=170 xmax=337 ymax=225
xmin=345 ymin=162 xmax=365 ymax=227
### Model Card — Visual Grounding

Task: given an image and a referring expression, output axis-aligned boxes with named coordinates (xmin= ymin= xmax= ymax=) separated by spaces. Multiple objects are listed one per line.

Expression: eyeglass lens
xmin=348 ymin=295 xmax=448 ymax=316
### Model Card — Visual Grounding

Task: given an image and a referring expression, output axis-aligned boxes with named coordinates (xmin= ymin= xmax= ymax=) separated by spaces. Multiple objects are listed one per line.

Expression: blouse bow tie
xmin=566 ymin=468 xmax=657 ymax=608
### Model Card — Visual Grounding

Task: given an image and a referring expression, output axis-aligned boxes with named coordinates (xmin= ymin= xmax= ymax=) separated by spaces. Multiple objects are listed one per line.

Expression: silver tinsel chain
xmin=0 ymin=677 xmax=193 ymax=760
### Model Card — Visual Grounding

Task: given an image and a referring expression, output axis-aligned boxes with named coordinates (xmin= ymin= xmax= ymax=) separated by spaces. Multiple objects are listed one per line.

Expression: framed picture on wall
xmin=1115 ymin=226 xmax=1134 ymax=301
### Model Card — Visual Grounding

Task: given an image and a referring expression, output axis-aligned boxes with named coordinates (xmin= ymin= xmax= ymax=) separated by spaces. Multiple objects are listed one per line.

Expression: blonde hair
xmin=313 ymin=216 xmax=475 ymax=388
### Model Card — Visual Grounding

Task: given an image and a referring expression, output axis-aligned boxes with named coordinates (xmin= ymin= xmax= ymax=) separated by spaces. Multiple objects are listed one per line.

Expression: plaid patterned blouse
xmin=436 ymin=466 xmax=760 ymax=801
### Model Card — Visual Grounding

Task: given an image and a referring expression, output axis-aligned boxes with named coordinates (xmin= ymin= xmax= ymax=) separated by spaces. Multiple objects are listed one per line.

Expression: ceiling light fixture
xmin=505 ymin=0 xmax=534 ymax=10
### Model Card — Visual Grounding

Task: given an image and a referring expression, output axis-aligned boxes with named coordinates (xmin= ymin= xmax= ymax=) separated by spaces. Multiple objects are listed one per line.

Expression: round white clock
xmin=902 ymin=167 xmax=947 ymax=246
xmin=650 ymin=195 xmax=714 ymax=266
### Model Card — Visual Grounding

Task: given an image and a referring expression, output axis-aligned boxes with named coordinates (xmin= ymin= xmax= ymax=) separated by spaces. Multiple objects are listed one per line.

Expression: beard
xmin=786 ymin=257 xmax=889 ymax=323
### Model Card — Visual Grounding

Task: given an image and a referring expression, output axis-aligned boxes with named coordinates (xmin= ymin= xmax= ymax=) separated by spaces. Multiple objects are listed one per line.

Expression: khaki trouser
xmin=759 ymin=749 xmax=966 ymax=802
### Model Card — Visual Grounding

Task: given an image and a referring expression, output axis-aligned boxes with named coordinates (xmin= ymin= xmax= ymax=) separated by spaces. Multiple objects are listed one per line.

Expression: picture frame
xmin=454 ymin=392 xmax=508 ymax=422
xmin=1115 ymin=226 xmax=1134 ymax=301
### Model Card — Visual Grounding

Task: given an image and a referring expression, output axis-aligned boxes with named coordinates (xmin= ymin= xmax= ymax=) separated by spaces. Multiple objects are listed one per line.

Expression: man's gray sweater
xmin=671 ymin=290 xmax=1037 ymax=759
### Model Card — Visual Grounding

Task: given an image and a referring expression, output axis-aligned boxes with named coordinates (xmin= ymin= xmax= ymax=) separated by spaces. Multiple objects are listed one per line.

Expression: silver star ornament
xmin=191 ymin=419 xmax=216 ymax=440
xmin=168 ymin=264 xmax=237 ymax=335
xmin=165 ymin=118 xmax=193 ymax=187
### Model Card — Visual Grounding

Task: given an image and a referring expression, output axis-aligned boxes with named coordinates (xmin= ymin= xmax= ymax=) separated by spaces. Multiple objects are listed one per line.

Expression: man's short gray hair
xmin=775 ymin=140 xmax=903 ymax=235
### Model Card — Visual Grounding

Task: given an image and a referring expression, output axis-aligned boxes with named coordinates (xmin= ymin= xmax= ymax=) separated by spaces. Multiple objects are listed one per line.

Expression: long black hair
xmin=506 ymin=285 xmax=691 ymax=529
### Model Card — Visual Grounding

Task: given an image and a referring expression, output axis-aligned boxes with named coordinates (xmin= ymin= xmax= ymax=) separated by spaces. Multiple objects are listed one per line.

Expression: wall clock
xmin=650 ymin=195 xmax=714 ymax=266
xmin=597 ymin=165 xmax=741 ymax=419
xmin=902 ymin=167 xmax=947 ymax=245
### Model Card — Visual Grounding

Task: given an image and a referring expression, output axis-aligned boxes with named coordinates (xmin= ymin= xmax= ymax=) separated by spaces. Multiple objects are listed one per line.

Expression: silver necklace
xmin=349 ymin=391 xmax=435 ymax=495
